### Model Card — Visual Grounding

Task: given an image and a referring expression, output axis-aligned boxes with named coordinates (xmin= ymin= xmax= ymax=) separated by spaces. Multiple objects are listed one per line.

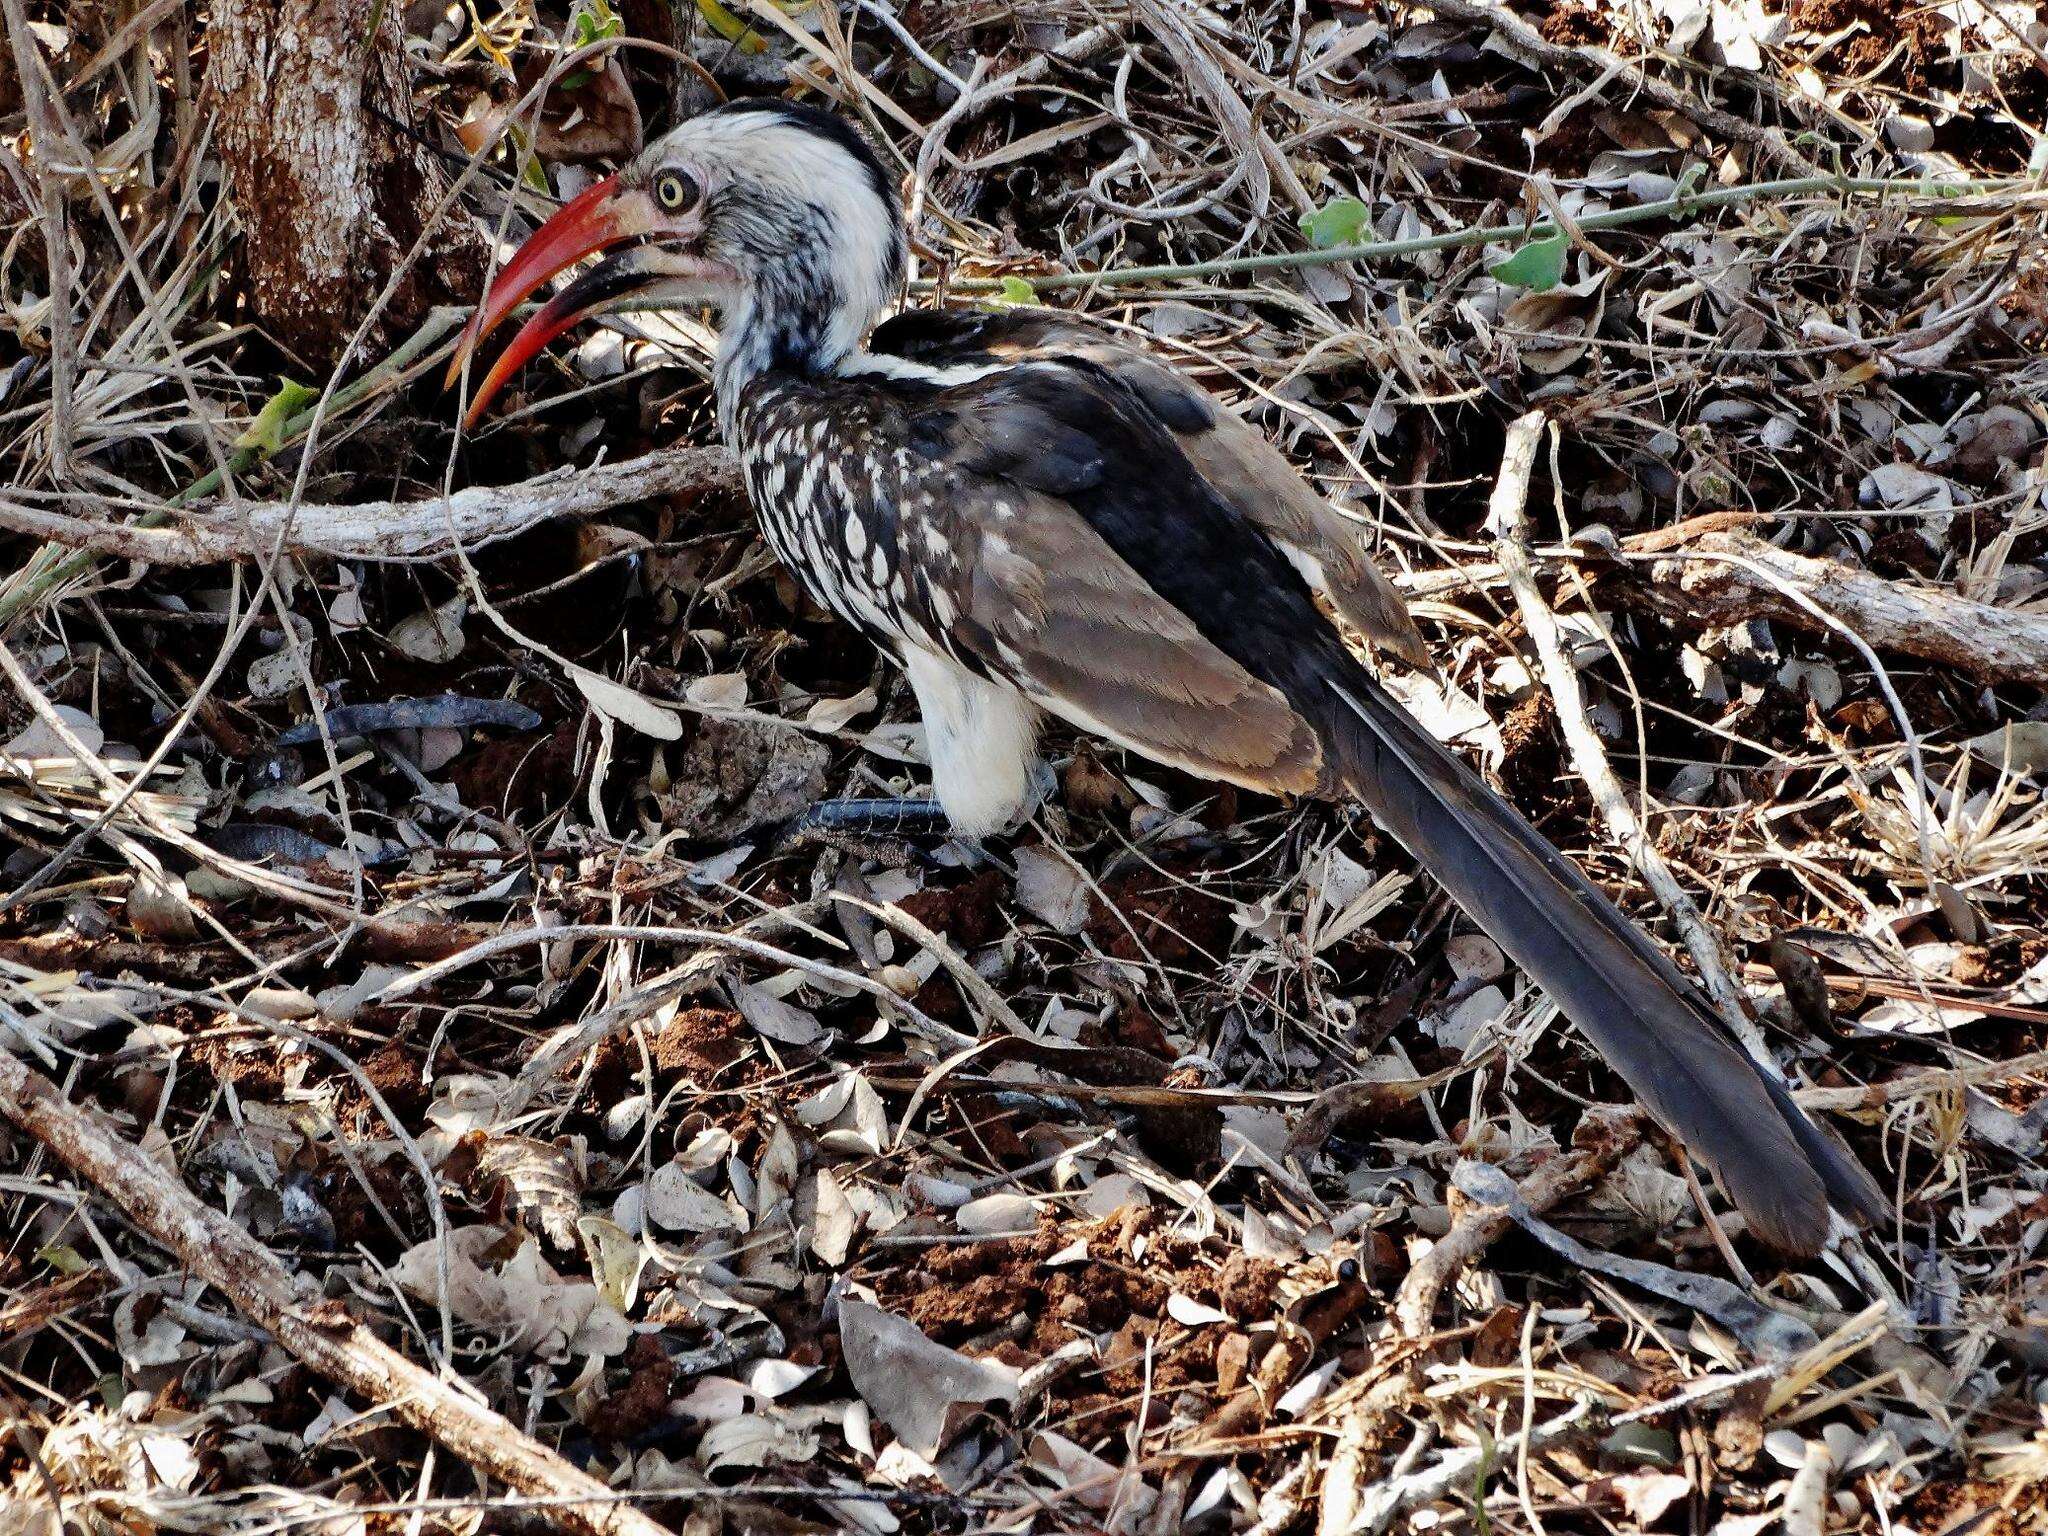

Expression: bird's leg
xmin=775 ymin=796 xmax=960 ymax=864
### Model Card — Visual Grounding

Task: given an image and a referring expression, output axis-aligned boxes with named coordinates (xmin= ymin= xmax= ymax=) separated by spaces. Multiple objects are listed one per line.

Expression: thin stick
xmin=1780 ymin=1435 xmax=1836 ymax=1536
xmin=1354 ymin=1355 xmax=1789 ymax=1534
xmin=1630 ymin=529 xmax=2048 ymax=685
xmin=1360 ymin=1400 xmax=1599 ymax=1534
xmin=929 ymin=175 xmax=2035 ymax=291
xmin=1393 ymin=1121 xmax=1641 ymax=1339
xmin=1489 ymin=412 xmax=1767 ymax=1058
xmin=360 ymin=920 xmax=977 ymax=1051
xmin=3 ymin=0 xmax=74 ymax=474
xmin=0 ymin=1045 xmax=672 ymax=1536
xmin=0 ymin=308 xmax=468 ymax=625
xmin=1645 ymin=538 xmax=1944 ymax=894
xmin=1794 ymin=1047 xmax=2048 ymax=1111
xmin=1406 ymin=0 xmax=1824 ymax=175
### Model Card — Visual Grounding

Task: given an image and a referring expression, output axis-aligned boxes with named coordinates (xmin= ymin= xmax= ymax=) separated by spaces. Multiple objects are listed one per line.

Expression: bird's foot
xmin=775 ymin=797 xmax=964 ymax=866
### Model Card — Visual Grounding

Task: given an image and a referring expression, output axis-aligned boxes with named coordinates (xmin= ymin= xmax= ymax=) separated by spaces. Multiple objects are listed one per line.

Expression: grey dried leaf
xmin=644 ymin=1160 xmax=744 ymax=1234
xmin=3 ymin=703 xmax=103 ymax=758
xmin=837 ymin=1297 xmax=1021 ymax=1460
xmin=1012 ymin=845 xmax=1090 ymax=934
xmin=731 ymin=980 xmax=824 ymax=1047
xmin=388 ymin=595 xmax=467 ymax=663
xmin=127 ymin=870 xmax=200 ymax=941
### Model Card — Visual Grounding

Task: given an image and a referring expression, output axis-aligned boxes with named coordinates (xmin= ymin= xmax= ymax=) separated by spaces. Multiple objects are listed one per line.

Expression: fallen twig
xmin=1630 ymin=530 xmax=2048 ymax=686
xmin=926 ymin=176 xmax=2035 ymax=292
xmin=1453 ymin=1159 xmax=1817 ymax=1356
xmin=1781 ymin=1434 xmax=1837 ymax=1536
xmin=1407 ymin=0 xmax=1826 ymax=175
xmin=1351 ymin=1357 xmax=1794 ymax=1534
xmin=1357 ymin=1398 xmax=1600 ymax=1534
xmin=362 ymin=919 xmax=978 ymax=1051
xmin=0 ymin=1044 xmax=672 ymax=1536
xmin=1794 ymin=1047 xmax=2048 ymax=1110
xmin=0 ymin=445 xmax=740 ymax=567
xmin=0 ymin=307 xmax=467 ymax=627
xmin=1490 ymin=412 xmax=1766 ymax=1055
xmin=1394 ymin=1115 xmax=1643 ymax=1340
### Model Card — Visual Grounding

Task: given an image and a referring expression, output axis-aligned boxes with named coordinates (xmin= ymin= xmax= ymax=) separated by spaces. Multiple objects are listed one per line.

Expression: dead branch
xmin=1357 ymin=1399 xmax=1602 ymax=1534
xmin=1315 ymin=1126 xmax=1642 ymax=1536
xmin=0 ymin=446 xmax=740 ymax=566
xmin=0 ymin=1044 xmax=672 ymax=1536
xmin=1795 ymin=1046 xmax=2048 ymax=1110
xmin=1631 ymin=530 xmax=2048 ymax=686
xmin=1394 ymin=1120 xmax=1642 ymax=1340
xmin=1781 ymin=1435 xmax=1836 ymax=1536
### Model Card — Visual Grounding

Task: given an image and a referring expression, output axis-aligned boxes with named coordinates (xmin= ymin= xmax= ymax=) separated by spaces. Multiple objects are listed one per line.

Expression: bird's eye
xmin=653 ymin=169 xmax=701 ymax=213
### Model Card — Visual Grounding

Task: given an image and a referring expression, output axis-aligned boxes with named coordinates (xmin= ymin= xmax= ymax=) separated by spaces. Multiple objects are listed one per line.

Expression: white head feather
xmin=636 ymin=101 xmax=905 ymax=422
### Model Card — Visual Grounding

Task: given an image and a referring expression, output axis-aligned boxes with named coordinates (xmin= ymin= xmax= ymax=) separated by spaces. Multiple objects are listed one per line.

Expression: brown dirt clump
xmin=584 ymin=1006 xmax=763 ymax=1105
xmin=354 ymin=1041 xmax=431 ymax=1121
xmin=1900 ymin=1484 xmax=2020 ymax=1536
xmin=315 ymin=1148 xmax=430 ymax=1252
xmin=1085 ymin=864 xmax=1235 ymax=968
xmin=873 ymin=1210 xmax=1286 ymax=1440
xmin=648 ymin=1006 xmax=756 ymax=1082
xmin=187 ymin=1036 xmax=288 ymax=1101
xmin=1539 ymin=0 xmax=1613 ymax=48
xmin=896 ymin=868 xmax=1011 ymax=949
xmin=930 ymin=1091 xmax=1034 ymax=1167
xmin=1786 ymin=0 xmax=1947 ymax=89
xmin=584 ymin=1334 xmax=678 ymax=1443
xmin=450 ymin=723 xmax=579 ymax=821
xmin=886 ymin=1214 xmax=1284 ymax=1348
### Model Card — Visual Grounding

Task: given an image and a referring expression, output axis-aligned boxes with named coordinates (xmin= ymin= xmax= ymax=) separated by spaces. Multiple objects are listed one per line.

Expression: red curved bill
xmin=446 ymin=173 xmax=628 ymax=416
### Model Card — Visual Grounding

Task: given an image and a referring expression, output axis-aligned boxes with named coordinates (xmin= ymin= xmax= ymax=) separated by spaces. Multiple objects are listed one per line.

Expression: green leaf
xmin=995 ymin=276 xmax=1037 ymax=306
xmin=696 ymin=0 xmax=767 ymax=53
xmin=571 ymin=0 xmax=621 ymax=45
xmin=1299 ymin=195 xmax=1371 ymax=249
xmin=38 ymin=1242 xmax=89 ymax=1275
xmin=233 ymin=379 xmax=319 ymax=457
xmin=1488 ymin=231 xmax=1569 ymax=291
xmin=563 ymin=0 xmax=622 ymax=89
xmin=501 ymin=123 xmax=552 ymax=194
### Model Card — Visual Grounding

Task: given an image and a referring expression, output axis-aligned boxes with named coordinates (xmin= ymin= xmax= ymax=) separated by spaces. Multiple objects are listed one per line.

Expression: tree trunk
xmin=206 ymin=0 xmax=487 ymax=367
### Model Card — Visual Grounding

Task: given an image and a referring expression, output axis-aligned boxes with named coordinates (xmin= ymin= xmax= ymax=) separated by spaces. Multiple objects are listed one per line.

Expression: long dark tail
xmin=1317 ymin=671 xmax=1886 ymax=1255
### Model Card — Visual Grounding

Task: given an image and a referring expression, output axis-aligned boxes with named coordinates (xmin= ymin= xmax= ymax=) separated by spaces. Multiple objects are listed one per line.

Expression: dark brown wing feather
xmin=950 ymin=483 xmax=1326 ymax=794
xmin=855 ymin=349 xmax=1883 ymax=1255
xmin=871 ymin=309 xmax=1432 ymax=669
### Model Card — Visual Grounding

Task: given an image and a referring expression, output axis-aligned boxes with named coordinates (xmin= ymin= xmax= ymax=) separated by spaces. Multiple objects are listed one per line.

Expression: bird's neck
xmin=714 ymin=287 xmax=874 ymax=435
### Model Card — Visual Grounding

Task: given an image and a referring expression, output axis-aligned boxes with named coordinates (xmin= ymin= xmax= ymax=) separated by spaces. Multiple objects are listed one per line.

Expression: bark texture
xmin=1640 ymin=531 xmax=2048 ymax=687
xmin=0 ymin=444 xmax=741 ymax=564
xmin=206 ymin=0 xmax=487 ymax=364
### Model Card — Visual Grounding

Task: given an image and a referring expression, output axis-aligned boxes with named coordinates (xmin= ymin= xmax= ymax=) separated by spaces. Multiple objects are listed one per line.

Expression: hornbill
xmin=450 ymin=97 xmax=1884 ymax=1255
